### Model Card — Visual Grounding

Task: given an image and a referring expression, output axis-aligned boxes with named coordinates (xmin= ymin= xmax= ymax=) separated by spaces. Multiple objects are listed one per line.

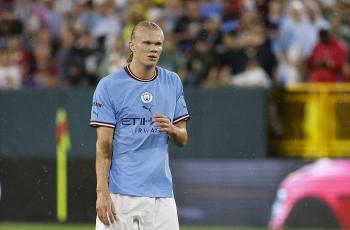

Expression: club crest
xmin=141 ymin=92 xmax=153 ymax=103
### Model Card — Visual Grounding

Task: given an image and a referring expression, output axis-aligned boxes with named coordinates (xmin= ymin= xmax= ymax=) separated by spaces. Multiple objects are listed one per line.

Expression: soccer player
xmin=90 ymin=20 xmax=190 ymax=230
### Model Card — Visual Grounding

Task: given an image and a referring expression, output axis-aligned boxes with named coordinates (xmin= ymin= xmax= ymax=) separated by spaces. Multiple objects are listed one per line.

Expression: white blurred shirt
xmin=0 ymin=66 xmax=22 ymax=90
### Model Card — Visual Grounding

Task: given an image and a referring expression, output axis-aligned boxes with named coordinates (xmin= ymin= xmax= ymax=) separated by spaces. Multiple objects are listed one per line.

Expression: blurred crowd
xmin=1 ymin=0 xmax=350 ymax=90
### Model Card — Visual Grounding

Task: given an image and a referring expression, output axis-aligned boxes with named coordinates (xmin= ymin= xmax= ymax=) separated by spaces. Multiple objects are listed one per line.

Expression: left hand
xmin=154 ymin=113 xmax=174 ymax=134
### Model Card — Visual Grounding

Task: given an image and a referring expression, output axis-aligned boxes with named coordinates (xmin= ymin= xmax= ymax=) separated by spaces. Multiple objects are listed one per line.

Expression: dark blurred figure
xmin=264 ymin=0 xmax=284 ymax=26
xmin=56 ymin=26 xmax=74 ymax=85
xmin=66 ymin=32 xmax=102 ymax=86
xmin=308 ymin=29 xmax=348 ymax=82
xmin=173 ymin=0 xmax=204 ymax=53
xmin=222 ymin=0 xmax=243 ymax=21
xmin=206 ymin=29 xmax=240 ymax=86
xmin=198 ymin=14 xmax=223 ymax=50
xmin=28 ymin=42 xmax=58 ymax=87
xmin=186 ymin=33 xmax=214 ymax=86
xmin=342 ymin=52 xmax=350 ymax=82
xmin=208 ymin=23 xmax=276 ymax=86
xmin=0 ymin=6 xmax=23 ymax=46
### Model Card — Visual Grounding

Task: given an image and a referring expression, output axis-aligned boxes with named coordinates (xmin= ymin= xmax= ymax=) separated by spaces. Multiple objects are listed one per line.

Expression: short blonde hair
xmin=127 ymin=21 xmax=163 ymax=63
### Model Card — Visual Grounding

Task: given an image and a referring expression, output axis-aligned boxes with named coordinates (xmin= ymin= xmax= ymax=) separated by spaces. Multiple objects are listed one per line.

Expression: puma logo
xmin=142 ymin=105 xmax=152 ymax=114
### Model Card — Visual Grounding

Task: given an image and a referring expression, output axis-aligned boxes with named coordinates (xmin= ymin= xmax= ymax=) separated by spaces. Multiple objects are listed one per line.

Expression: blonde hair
xmin=127 ymin=21 xmax=163 ymax=63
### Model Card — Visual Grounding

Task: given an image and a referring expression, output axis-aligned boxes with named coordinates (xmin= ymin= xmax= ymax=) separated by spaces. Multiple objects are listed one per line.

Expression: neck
xmin=129 ymin=61 xmax=156 ymax=80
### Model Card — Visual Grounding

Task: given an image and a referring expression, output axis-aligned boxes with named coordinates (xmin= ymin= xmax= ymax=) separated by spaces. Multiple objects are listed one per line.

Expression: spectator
xmin=199 ymin=0 xmax=223 ymax=19
xmin=0 ymin=7 xmax=23 ymax=37
xmin=265 ymin=0 xmax=284 ymax=26
xmin=158 ymin=0 xmax=182 ymax=34
xmin=98 ymin=36 xmax=128 ymax=78
xmin=307 ymin=29 xmax=348 ymax=82
xmin=14 ymin=0 xmax=33 ymax=23
xmin=270 ymin=0 xmax=314 ymax=86
xmin=56 ymin=26 xmax=74 ymax=84
xmin=66 ymin=32 xmax=101 ymax=86
xmin=205 ymin=29 xmax=240 ymax=87
xmin=30 ymin=0 xmax=63 ymax=39
xmin=6 ymin=35 xmax=31 ymax=83
xmin=173 ymin=0 xmax=204 ymax=53
xmin=121 ymin=3 xmax=147 ymax=41
xmin=186 ymin=33 xmax=214 ymax=86
xmin=158 ymin=34 xmax=186 ymax=82
xmin=29 ymin=43 xmax=58 ymax=87
xmin=209 ymin=23 xmax=276 ymax=87
xmin=329 ymin=13 xmax=350 ymax=46
xmin=0 ymin=49 xmax=22 ymax=89
xmin=91 ymin=1 xmax=122 ymax=50
xmin=198 ymin=14 xmax=222 ymax=49
xmin=77 ymin=1 xmax=99 ymax=34
xmin=231 ymin=58 xmax=271 ymax=88
xmin=276 ymin=0 xmax=326 ymax=88
xmin=0 ymin=0 xmax=349 ymax=89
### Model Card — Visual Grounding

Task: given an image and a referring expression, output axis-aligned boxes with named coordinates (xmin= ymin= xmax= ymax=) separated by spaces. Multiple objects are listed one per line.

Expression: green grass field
xmin=0 ymin=223 xmax=265 ymax=230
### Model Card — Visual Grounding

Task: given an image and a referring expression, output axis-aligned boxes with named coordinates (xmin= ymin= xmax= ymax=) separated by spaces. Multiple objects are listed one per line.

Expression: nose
xmin=150 ymin=45 xmax=159 ymax=53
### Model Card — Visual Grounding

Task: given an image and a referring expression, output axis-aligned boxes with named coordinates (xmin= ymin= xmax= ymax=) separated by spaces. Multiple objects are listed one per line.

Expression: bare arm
xmin=154 ymin=113 xmax=188 ymax=147
xmin=95 ymin=126 xmax=117 ymax=225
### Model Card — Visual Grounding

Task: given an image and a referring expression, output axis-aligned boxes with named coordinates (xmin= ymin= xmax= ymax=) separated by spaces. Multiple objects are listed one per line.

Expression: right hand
xmin=96 ymin=190 xmax=117 ymax=226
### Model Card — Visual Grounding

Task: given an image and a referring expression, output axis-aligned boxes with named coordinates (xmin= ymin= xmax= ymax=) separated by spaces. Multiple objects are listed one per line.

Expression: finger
xmin=154 ymin=117 xmax=170 ymax=124
xmin=97 ymin=210 xmax=107 ymax=226
xmin=156 ymin=118 xmax=171 ymax=126
xmin=157 ymin=125 xmax=170 ymax=132
xmin=154 ymin=113 xmax=167 ymax=120
xmin=97 ymin=208 xmax=103 ymax=223
xmin=104 ymin=211 xmax=111 ymax=226
xmin=154 ymin=112 xmax=163 ymax=117
xmin=154 ymin=120 xmax=166 ymax=126
xmin=159 ymin=118 xmax=170 ymax=123
xmin=101 ymin=208 xmax=110 ymax=226
xmin=107 ymin=209 xmax=116 ymax=224
xmin=111 ymin=203 xmax=118 ymax=221
xmin=155 ymin=123 xmax=168 ymax=130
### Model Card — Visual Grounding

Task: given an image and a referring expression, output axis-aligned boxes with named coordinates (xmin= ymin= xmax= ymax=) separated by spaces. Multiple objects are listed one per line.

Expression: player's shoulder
xmin=157 ymin=66 xmax=182 ymax=83
xmin=97 ymin=69 xmax=126 ymax=87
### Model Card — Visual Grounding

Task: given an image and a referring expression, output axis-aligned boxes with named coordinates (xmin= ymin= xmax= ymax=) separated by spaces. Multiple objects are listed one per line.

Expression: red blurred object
xmin=308 ymin=37 xmax=348 ymax=82
xmin=269 ymin=159 xmax=350 ymax=230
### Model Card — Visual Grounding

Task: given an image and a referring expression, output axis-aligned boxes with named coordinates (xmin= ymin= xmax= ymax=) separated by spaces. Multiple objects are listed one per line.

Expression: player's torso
xmin=109 ymin=67 xmax=178 ymax=153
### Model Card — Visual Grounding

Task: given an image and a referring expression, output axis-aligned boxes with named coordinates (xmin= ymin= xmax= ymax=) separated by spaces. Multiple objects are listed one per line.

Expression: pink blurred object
xmin=269 ymin=159 xmax=350 ymax=230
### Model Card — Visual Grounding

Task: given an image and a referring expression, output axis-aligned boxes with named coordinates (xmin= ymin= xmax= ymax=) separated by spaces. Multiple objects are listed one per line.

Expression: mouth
xmin=148 ymin=55 xmax=158 ymax=60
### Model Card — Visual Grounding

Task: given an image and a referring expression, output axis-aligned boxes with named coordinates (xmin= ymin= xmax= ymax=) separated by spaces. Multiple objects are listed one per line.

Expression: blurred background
xmin=1 ymin=0 xmax=350 ymax=229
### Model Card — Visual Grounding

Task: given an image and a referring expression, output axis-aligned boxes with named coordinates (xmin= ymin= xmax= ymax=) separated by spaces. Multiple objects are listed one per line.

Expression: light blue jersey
xmin=90 ymin=65 xmax=189 ymax=198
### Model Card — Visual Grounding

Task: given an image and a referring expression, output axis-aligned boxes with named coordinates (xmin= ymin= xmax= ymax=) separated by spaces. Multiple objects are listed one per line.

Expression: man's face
xmin=130 ymin=27 xmax=164 ymax=67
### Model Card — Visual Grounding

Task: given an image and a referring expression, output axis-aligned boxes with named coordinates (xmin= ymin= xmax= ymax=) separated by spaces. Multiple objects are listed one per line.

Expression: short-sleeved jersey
xmin=90 ymin=65 xmax=189 ymax=198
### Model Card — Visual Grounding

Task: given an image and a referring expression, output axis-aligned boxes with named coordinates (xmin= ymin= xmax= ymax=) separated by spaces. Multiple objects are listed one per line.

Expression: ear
xmin=129 ymin=41 xmax=135 ymax=52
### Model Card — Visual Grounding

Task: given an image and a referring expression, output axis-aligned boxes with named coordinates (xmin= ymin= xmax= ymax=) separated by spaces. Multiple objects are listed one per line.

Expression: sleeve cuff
xmin=90 ymin=121 xmax=116 ymax=128
xmin=173 ymin=114 xmax=190 ymax=124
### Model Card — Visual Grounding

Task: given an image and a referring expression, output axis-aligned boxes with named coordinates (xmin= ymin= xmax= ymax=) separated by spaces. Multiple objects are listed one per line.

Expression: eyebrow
xmin=142 ymin=40 xmax=163 ymax=45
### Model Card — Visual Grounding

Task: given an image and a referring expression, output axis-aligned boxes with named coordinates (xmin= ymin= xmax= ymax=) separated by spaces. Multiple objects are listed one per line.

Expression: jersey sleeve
xmin=173 ymin=74 xmax=190 ymax=124
xmin=90 ymin=80 xmax=116 ymax=128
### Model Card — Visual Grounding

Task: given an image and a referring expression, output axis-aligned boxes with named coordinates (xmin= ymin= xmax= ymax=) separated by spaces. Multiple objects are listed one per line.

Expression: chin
xmin=144 ymin=63 xmax=157 ymax=68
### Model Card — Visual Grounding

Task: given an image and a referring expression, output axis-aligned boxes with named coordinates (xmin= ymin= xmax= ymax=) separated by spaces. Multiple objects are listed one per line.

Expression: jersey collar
xmin=124 ymin=65 xmax=158 ymax=82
